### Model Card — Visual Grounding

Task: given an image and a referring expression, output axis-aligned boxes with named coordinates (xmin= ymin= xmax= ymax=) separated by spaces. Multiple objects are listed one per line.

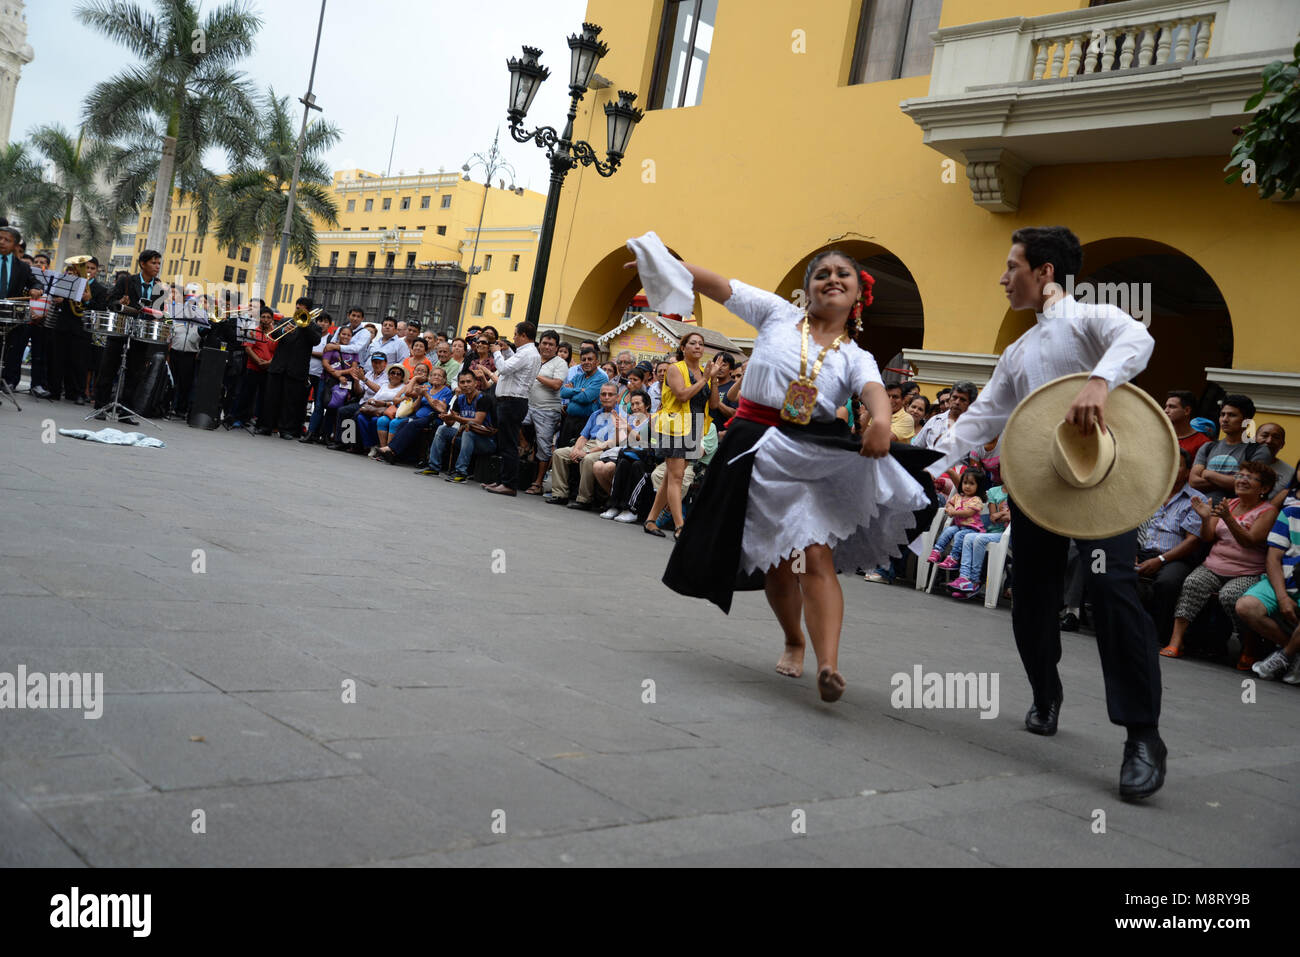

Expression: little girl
xmin=927 ymin=467 xmax=986 ymax=570
xmin=949 ymin=483 xmax=1009 ymax=596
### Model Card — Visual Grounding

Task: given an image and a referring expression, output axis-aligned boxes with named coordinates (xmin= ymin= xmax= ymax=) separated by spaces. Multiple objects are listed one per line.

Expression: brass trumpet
xmin=269 ymin=306 xmax=323 ymax=340
xmin=63 ymin=255 xmax=93 ymax=318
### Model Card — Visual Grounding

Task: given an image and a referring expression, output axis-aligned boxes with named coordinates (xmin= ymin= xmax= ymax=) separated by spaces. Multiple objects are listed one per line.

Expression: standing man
xmin=484 ymin=320 xmax=542 ymax=496
xmin=166 ymin=282 xmax=207 ymax=417
xmin=0 ymin=228 xmax=42 ymax=400
xmin=1164 ymin=390 xmax=1211 ymax=457
xmin=369 ymin=317 xmax=409 ymax=365
xmin=96 ymin=249 xmax=166 ymax=423
xmin=260 ymin=297 xmax=324 ymax=439
xmin=527 ymin=329 xmax=568 ymax=494
xmin=231 ymin=305 xmax=277 ymax=428
xmin=929 ymin=225 xmax=1168 ymax=800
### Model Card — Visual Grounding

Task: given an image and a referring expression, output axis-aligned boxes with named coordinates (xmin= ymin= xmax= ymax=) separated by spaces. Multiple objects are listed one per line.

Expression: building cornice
xmin=902 ymin=349 xmax=1001 ymax=386
xmin=1205 ymin=368 xmax=1300 ymax=415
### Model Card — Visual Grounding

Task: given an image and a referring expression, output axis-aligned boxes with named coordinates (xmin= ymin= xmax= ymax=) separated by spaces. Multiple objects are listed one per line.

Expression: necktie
xmin=1 ymin=255 xmax=8 ymax=296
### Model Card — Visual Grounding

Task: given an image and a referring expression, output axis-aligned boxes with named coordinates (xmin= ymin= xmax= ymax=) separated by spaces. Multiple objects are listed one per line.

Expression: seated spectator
xmin=1165 ymin=390 xmax=1211 ymax=457
xmin=557 ymin=345 xmax=608 ymax=448
xmin=401 ymin=337 xmax=434 ymax=379
xmin=1240 ymin=499 xmax=1300 ymax=683
xmin=328 ymin=352 xmax=389 ymax=451
xmin=450 ymin=337 xmax=468 ymax=365
xmin=1134 ymin=449 xmax=1208 ymax=643
xmin=358 ymin=364 xmax=409 ymax=456
xmin=423 ymin=370 xmax=495 ymax=481
xmin=926 ymin=467 xmax=986 ymax=571
xmin=906 ymin=393 xmax=930 ymax=432
xmin=547 ymin=383 xmax=620 ymax=509
xmin=597 ymin=391 xmax=654 ymax=520
xmin=616 ymin=366 xmax=650 ymax=417
xmin=913 ymin=380 xmax=977 ymax=494
xmin=1161 ymin=461 xmax=1279 ymax=661
xmin=612 ymin=349 xmax=635 ymax=389
xmin=377 ymin=367 xmax=454 ymax=464
xmin=1190 ymin=394 xmax=1271 ymax=503
xmin=1254 ymin=423 xmax=1295 ymax=501
xmin=949 ymin=482 xmax=1009 ymax=597
xmin=312 ymin=326 xmax=358 ymax=443
xmin=885 ymin=382 xmax=915 ymax=442
xmin=433 ymin=340 xmax=461 ymax=385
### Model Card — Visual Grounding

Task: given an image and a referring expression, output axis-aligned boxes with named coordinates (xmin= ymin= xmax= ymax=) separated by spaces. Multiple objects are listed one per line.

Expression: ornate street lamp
xmin=507 ymin=22 xmax=643 ymax=326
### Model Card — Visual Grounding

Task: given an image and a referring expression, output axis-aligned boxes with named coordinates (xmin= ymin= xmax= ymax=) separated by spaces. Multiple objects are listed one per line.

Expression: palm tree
xmin=77 ymin=0 xmax=261 ymax=255
xmin=214 ymin=87 xmax=341 ymax=301
xmin=26 ymin=124 xmax=122 ymax=265
xmin=0 ymin=142 xmax=62 ymax=248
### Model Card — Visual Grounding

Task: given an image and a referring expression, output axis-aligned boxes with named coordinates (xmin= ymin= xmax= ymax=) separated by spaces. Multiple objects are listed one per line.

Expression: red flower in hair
xmin=859 ymin=269 xmax=875 ymax=308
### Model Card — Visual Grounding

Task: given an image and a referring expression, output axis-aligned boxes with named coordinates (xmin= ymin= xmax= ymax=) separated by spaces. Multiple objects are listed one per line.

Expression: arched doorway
xmin=562 ymin=245 xmax=702 ymax=338
xmin=994 ymin=238 xmax=1232 ymax=400
xmin=775 ymin=242 xmax=924 ymax=375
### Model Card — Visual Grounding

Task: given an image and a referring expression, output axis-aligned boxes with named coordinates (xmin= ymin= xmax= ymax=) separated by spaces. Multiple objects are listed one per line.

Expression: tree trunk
xmin=254 ymin=227 xmax=275 ymax=304
xmin=52 ymin=219 xmax=71 ymax=271
xmin=145 ymin=133 xmax=177 ymax=257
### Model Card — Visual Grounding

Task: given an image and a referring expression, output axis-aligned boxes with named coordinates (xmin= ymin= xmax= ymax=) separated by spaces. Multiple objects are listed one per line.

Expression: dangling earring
xmin=852 ymin=299 xmax=863 ymax=335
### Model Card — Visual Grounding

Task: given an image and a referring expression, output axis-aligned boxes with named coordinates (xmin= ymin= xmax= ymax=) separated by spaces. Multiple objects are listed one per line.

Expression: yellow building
xmin=538 ymin=0 xmax=1300 ymax=439
xmin=112 ymin=170 xmax=545 ymax=333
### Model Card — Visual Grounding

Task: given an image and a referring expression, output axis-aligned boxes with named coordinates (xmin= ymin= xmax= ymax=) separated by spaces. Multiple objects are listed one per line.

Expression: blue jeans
xmin=935 ymin=525 xmax=978 ymax=560
xmin=429 ymin=423 xmax=496 ymax=476
xmin=958 ymin=530 xmax=1005 ymax=583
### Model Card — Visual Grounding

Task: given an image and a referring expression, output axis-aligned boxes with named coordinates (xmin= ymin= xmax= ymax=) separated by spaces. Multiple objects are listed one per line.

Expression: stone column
xmin=0 ymin=1 xmax=34 ymax=147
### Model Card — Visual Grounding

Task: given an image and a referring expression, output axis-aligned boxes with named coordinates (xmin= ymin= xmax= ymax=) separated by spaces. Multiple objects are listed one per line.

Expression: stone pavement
xmin=1 ymin=406 xmax=1297 ymax=867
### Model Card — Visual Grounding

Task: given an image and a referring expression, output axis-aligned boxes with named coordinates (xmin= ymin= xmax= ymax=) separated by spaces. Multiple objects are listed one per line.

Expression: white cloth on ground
xmin=58 ymin=428 xmax=165 ymax=448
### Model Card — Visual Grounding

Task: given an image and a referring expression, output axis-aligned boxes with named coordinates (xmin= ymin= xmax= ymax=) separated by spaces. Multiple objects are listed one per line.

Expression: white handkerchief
xmin=626 ymin=231 xmax=694 ymax=318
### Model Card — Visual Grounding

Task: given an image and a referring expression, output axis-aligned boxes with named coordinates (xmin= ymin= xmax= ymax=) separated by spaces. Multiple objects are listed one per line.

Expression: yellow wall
xmin=536 ymin=0 xmax=1299 ymax=438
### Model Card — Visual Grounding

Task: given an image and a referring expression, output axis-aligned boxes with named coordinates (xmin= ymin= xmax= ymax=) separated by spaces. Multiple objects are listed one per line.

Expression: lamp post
xmin=457 ymin=129 xmax=519 ymax=335
xmin=506 ymin=22 xmax=643 ymax=327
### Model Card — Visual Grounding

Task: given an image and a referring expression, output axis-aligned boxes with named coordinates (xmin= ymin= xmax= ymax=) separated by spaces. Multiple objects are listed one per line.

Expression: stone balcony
xmin=899 ymin=0 xmax=1300 ymax=210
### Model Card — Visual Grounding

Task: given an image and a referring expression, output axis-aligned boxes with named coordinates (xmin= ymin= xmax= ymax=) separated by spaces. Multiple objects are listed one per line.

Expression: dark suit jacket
xmin=1 ymin=255 xmax=37 ymax=300
xmin=267 ymin=322 xmax=323 ymax=379
xmin=108 ymin=274 xmax=165 ymax=313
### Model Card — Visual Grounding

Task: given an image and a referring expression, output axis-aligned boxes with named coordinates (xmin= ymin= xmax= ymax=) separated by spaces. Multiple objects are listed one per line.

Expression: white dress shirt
xmin=331 ymin=323 xmax=373 ymax=361
xmin=493 ymin=341 xmax=542 ymax=400
xmin=370 ymin=333 xmax=410 ymax=365
xmin=927 ymin=295 xmax=1154 ymax=476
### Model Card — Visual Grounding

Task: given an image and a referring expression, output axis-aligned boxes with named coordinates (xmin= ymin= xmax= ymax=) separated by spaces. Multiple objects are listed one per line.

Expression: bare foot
xmin=817 ymin=666 xmax=846 ymax=703
xmin=776 ymin=643 xmax=805 ymax=678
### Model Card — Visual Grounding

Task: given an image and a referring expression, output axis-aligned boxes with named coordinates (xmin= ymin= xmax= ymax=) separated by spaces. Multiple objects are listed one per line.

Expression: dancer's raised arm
xmin=622 ymin=259 xmax=731 ymax=305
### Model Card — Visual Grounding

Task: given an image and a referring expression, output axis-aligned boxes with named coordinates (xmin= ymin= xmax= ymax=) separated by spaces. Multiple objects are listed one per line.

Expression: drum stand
xmin=85 ymin=321 xmax=154 ymax=429
xmin=0 ymin=325 xmax=21 ymax=411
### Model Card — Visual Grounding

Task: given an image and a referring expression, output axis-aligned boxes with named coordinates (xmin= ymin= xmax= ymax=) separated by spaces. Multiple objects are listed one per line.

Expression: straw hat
xmin=1000 ymin=373 xmax=1179 ymax=539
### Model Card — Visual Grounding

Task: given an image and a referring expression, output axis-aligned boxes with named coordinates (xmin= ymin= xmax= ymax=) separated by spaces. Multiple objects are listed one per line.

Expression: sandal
xmin=644 ymin=521 xmax=666 ymax=538
xmin=673 ymin=526 xmax=685 ymax=541
xmin=1158 ymin=645 xmax=1184 ymax=659
xmin=524 ymin=483 xmax=544 ymax=495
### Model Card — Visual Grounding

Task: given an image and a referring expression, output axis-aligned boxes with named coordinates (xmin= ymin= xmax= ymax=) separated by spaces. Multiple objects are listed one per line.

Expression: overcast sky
xmin=14 ymin=0 xmax=591 ymax=191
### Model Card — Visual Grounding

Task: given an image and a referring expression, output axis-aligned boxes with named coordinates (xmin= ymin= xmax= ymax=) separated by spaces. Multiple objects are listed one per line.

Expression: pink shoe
xmin=927 ymin=549 xmax=942 ymax=564
xmin=937 ymin=556 xmax=958 ymax=570
xmin=948 ymin=576 xmax=971 ymax=590
xmin=953 ymin=578 xmax=980 ymax=593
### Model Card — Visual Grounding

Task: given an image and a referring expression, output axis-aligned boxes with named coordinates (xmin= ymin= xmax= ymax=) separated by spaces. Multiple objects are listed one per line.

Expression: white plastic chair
xmin=983 ymin=526 xmax=1012 ymax=609
xmin=914 ymin=509 xmax=948 ymax=592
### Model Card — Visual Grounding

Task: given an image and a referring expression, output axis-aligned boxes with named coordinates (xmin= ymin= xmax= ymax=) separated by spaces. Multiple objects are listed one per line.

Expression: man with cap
xmin=328 ymin=350 xmax=388 ymax=452
xmin=927 ymin=225 xmax=1170 ymax=800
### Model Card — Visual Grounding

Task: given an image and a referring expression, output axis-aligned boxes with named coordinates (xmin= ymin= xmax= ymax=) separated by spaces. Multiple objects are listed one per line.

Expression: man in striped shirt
xmin=1239 ymin=502 xmax=1300 ymax=684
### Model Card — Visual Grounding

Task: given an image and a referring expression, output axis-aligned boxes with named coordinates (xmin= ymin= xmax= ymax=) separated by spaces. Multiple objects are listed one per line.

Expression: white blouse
xmin=723 ymin=280 xmax=881 ymax=420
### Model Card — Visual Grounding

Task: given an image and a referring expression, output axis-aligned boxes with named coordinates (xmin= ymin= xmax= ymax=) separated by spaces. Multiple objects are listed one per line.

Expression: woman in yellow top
xmin=645 ymin=331 xmax=726 ymax=540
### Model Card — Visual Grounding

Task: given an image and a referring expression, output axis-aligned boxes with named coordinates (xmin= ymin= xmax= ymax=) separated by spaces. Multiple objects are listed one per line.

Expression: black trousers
xmin=3 ymin=324 xmax=46 ymax=389
xmin=1136 ymin=550 xmax=1197 ymax=648
xmin=1009 ymin=501 xmax=1162 ymax=729
xmin=95 ymin=337 xmax=153 ymax=407
xmin=261 ymin=372 xmax=309 ymax=435
xmin=49 ymin=327 xmax=89 ymax=400
xmin=169 ymin=350 xmax=198 ymax=414
xmin=608 ymin=453 xmax=651 ymax=511
xmin=495 ymin=396 xmax=529 ymax=487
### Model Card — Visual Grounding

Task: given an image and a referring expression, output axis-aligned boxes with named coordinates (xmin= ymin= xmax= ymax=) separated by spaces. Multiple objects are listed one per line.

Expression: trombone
xmin=269 ymin=306 xmax=323 ymax=340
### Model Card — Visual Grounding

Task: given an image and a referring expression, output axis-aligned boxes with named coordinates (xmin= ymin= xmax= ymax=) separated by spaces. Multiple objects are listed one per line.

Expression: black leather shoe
xmin=254 ymin=428 xmax=273 ymax=436
xmin=546 ymin=497 xmax=568 ymax=506
xmin=566 ymin=500 xmax=590 ymax=510
xmin=1025 ymin=692 xmax=1062 ymax=736
xmin=1060 ymin=612 xmax=1080 ymax=632
xmin=1119 ymin=737 xmax=1167 ymax=800
xmin=118 ymin=416 xmax=139 ymax=426
xmin=298 ymin=434 xmax=315 ymax=443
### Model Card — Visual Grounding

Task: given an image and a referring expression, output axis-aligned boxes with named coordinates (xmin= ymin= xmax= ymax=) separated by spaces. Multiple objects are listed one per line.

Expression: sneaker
xmin=417 ymin=466 xmax=440 ymax=476
xmin=614 ymin=510 xmax=639 ymax=523
xmin=948 ymin=576 xmax=973 ymax=591
xmin=937 ymin=556 xmax=958 ymax=570
xmin=599 ymin=507 xmax=619 ymax=520
xmin=1251 ymin=649 xmax=1293 ymax=680
xmin=1282 ymin=656 xmax=1300 ymax=685
xmin=447 ymin=474 xmax=467 ymax=483
xmin=926 ymin=549 xmax=942 ymax=564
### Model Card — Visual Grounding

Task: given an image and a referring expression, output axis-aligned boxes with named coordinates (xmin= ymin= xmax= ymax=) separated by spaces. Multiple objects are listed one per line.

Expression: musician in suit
xmin=0 ymin=228 xmax=44 ymax=397
xmin=83 ymin=258 xmax=111 ymax=401
xmin=95 ymin=249 xmax=165 ymax=423
xmin=48 ymin=256 xmax=108 ymax=405
xmin=259 ymin=297 xmax=324 ymax=438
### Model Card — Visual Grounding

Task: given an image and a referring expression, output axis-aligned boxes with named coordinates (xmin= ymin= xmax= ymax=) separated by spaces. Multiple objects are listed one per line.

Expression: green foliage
xmin=1225 ymin=40 xmax=1300 ymax=200
xmin=0 ymin=143 xmax=62 ymax=246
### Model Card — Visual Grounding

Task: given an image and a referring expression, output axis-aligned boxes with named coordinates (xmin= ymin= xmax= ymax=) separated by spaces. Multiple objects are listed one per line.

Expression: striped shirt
xmin=1267 ymin=504 xmax=1300 ymax=591
xmin=1137 ymin=483 xmax=1207 ymax=554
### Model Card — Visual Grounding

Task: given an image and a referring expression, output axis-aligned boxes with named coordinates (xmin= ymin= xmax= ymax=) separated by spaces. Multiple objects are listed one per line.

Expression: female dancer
xmin=633 ymin=244 xmax=936 ymax=702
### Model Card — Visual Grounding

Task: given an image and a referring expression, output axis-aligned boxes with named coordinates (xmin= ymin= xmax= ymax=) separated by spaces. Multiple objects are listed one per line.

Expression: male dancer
xmin=928 ymin=226 xmax=1167 ymax=800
